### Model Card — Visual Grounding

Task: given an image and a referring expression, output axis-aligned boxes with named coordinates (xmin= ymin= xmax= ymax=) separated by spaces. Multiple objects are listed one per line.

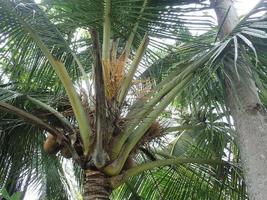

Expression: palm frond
xmin=0 ymin=0 xmax=89 ymax=94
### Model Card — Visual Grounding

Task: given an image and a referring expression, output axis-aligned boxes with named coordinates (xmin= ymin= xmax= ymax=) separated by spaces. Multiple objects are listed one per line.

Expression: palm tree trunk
xmin=211 ymin=0 xmax=267 ymax=199
xmin=83 ymin=170 xmax=111 ymax=200
xmin=226 ymin=75 xmax=267 ymax=200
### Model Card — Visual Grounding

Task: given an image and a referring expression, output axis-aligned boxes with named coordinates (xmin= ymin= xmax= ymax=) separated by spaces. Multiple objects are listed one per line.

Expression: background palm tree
xmin=0 ymin=0 xmax=267 ymax=199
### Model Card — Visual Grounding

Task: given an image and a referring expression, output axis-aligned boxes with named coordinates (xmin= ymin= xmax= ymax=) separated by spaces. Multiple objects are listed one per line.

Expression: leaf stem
xmin=102 ymin=0 xmax=111 ymax=60
xmin=117 ymin=33 xmax=149 ymax=105
xmin=10 ymin=6 xmax=92 ymax=157
xmin=109 ymin=158 xmax=227 ymax=188
xmin=0 ymin=102 xmax=63 ymax=138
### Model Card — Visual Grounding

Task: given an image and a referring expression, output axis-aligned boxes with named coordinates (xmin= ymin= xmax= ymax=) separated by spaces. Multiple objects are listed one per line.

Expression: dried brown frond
xmin=131 ymin=79 xmax=151 ymax=100
xmin=80 ymin=88 xmax=90 ymax=110
xmin=143 ymin=122 xmax=163 ymax=141
xmin=112 ymin=117 xmax=126 ymax=136
xmin=129 ymin=122 xmax=163 ymax=155
xmin=131 ymin=79 xmax=149 ymax=85
xmin=122 ymin=155 xmax=137 ymax=170
xmin=61 ymin=146 xmax=72 ymax=159
xmin=61 ymin=106 xmax=74 ymax=117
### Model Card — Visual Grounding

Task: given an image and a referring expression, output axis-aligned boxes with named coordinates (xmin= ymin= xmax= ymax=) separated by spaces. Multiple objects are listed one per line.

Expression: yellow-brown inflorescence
xmin=103 ymin=50 xmax=126 ymax=101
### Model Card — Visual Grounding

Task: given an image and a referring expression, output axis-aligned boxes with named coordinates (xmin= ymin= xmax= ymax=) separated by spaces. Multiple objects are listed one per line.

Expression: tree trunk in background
xmin=83 ymin=170 xmax=111 ymax=200
xmin=211 ymin=0 xmax=267 ymax=199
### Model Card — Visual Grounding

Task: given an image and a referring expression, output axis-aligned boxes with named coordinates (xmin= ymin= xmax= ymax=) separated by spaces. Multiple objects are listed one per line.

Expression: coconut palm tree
xmin=0 ymin=0 xmax=267 ymax=199
xmin=210 ymin=1 xmax=267 ymax=199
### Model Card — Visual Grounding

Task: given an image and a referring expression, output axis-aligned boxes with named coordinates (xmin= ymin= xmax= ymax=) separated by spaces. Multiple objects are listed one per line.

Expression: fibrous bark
xmin=83 ymin=170 xmax=111 ymax=200
xmin=211 ymin=0 xmax=267 ymax=199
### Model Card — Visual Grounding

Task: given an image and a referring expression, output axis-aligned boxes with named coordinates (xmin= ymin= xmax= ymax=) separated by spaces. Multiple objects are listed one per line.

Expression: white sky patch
xmin=235 ymin=0 xmax=262 ymax=16
xmin=24 ymin=187 xmax=40 ymax=200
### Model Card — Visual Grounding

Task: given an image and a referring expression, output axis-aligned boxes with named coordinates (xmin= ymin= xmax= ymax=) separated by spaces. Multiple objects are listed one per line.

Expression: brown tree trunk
xmin=212 ymin=0 xmax=267 ymax=199
xmin=83 ymin=170 xmax=112 ymax=200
